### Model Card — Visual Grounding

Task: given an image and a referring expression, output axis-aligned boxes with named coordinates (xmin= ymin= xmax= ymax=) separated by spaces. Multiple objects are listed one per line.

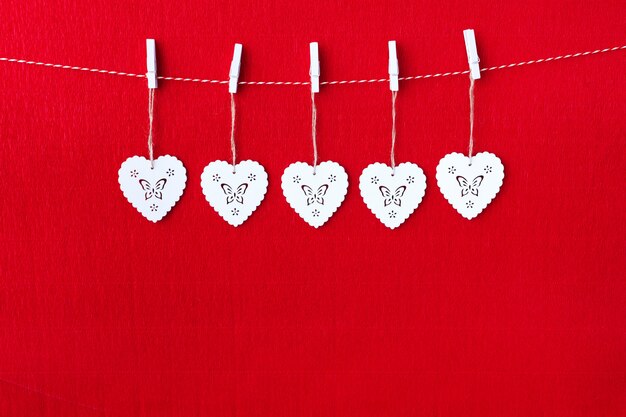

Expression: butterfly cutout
xmin=138 ymin=178 xmax=167 ymax=200
xmin=456 ymin=175 xmax=484 ymax=197
xmin=301 ymin=184 xmax=329 ymax=206
xmin=379 ymin=185 xmax=406 ymax=207
xmin=221 ymin=183 xmax=248 ymax=204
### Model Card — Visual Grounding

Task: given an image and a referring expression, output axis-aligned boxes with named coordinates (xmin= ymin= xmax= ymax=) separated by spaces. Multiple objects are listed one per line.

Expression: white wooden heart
xmin=118 ymin=155 xmax=187 ymax=222
xmin=436 ymin=152 xmax=504 ymax=220
xmin=359 ymin=162 xmax=427 ymax=229
xmin=200 ymin=160 xmax=268 ymax=227
xmin=281 ymin=161 xmax=348 ymax=228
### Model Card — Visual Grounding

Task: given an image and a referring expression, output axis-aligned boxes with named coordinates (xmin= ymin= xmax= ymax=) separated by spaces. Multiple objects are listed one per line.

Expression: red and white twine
xmin=0 ymin=45 xmax=623 ymax=86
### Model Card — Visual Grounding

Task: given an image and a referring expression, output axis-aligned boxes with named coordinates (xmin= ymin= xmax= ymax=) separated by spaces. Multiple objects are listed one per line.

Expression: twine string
xmin=147 ymin=88 xmax=155 ymax=168
xmin=230 ymin=92 xmax=237 ymax=172
xmin=468 ymin=75 xmax=475 ymax=164
xmin=311 ymin=91 xmax=318 ymax=174
xmin=0 ymin=45 xmax=623 ymax=85
xmin=390 ymin=90 xmax=397 ymax=174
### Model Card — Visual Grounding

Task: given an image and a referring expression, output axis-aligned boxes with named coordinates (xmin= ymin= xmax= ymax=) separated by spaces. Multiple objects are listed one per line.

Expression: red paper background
xmin=1 ymin=1 xmax=625 ymax=416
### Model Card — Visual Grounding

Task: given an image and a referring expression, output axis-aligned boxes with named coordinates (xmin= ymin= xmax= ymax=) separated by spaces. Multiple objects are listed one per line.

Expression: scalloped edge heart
xmin=435 ymin=152 xmax=504 ymax=220
xmin=281 ymin=161 xmax=348 ymax=228
xmin=359 ymin=162 xmax=427 ymax=229
xmin=118 ymin=155 xmax=187 ymax=223
xmin=200 ymin=160 xmax=268 ymax=227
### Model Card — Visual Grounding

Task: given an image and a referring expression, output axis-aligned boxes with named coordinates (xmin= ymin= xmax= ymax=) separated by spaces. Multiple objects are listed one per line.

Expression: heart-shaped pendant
xmin=281 ymin=161 xmax=348 ymax=228
xmin=436 ymin=152 xmax=504 ymax=219
xmin=200 ymin=160 xmax=268 ymax=227
xmin=118 ymin=155 xmax=187 ymax=222
xmin=359 ymin=162 xmax=427 ymax=229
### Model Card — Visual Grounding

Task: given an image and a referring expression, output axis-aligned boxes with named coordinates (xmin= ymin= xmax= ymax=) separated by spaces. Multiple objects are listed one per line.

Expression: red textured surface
xmin=1 ymin=1 xmax=625 ymax=416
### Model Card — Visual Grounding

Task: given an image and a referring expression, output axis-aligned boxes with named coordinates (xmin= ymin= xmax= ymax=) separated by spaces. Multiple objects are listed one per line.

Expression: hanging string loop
xmin=147 ymin=89 xmax=155 ymax=168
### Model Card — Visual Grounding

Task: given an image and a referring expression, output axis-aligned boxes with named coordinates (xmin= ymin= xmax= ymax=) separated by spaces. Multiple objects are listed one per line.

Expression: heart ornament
xmin=118 ymin=155 xmax=187 ymax=222
xmin=359 ymin=162 xmax=427 ymax=229
xmin=200 ymin=160 xmax=268 ymax=226
xmin=436 ymin=152 xmax=504 ymax=219
xmin=281 ymin=161 xmax=348 ymax=228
